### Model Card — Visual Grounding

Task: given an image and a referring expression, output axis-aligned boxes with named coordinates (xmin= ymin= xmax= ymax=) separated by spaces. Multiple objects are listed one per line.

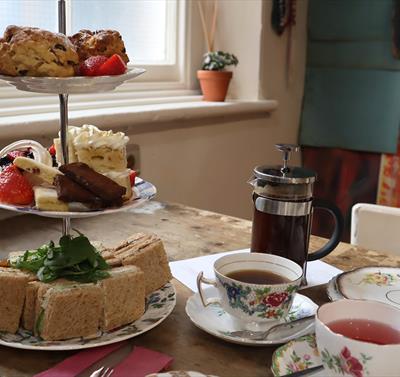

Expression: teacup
xmin=196 ymin=252 xmax=303 ymax=323
xmin=315 ymin=299 xmax=400 ymax=377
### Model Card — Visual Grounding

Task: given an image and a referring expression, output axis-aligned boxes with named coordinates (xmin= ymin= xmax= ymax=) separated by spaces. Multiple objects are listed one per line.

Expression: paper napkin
xmin=33 ymin=343 xmax=173 ymax=377
xmin=33 ymin=342 xmax=126 ymax=377
xmin=169 ymin=248 xmax=343 ymax=292
xmin=112 ymin=346 xmax=173 ymax=377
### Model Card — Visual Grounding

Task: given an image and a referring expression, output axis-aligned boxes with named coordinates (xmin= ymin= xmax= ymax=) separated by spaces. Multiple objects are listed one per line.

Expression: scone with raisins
xmin=0 ymin=25 xmax=78 ymax=77
xmin=69 ymin=29 xmax=129 ymax=64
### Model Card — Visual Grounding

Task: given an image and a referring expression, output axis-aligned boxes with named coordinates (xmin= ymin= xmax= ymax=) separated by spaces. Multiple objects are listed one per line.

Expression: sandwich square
xmin=0 ymin=268 xmax=30 ymax=333
xmin=35 ymin=283 xmax=103 ymax=341
xmin=98 ymin=266 xmax=145 ymax=332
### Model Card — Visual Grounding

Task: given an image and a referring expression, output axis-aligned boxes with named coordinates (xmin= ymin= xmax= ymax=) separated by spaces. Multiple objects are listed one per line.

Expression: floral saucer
xmin=326 ymin=274 xmax=344 ymax=302
xmin=271 ymin=334 xmax=324 ymax=376
xmin=336 ymin=267 xmax=400 ymax=308
xmin=185 ymin=287 xmax=318 ymax=346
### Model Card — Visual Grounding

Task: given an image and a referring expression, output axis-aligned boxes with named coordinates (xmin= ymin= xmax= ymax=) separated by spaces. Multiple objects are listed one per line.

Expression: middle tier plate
xmin=0 ymin=177 xmax=156 ymax=219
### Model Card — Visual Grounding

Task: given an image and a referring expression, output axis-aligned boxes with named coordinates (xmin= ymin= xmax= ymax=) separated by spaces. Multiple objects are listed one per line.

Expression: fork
xmin=90 ymin=366 xmax=114 ymax=377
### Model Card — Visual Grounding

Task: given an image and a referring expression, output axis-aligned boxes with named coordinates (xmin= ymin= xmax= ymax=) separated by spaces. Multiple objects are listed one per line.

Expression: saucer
xmin=185 ymin=287 xmax=318 ymax=346
xmin=336 ymin=267 xmax=400 ymax=307
xmin=326 ymin=274 xmax=344 ymax=302
xmin=271 ymin=334 xmax=325 ymax=376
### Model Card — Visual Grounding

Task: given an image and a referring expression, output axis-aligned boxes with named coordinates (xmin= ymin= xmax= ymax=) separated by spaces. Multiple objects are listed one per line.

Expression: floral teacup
xmin=196 ymin=252 xmax=303 ymax=323
xmin=315 ymin=299 xmax=400 ymax=377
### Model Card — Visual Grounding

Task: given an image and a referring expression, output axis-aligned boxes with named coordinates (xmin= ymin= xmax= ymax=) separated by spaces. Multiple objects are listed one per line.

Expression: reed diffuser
xmin=197 ymin=0 xmax=238 ymax=102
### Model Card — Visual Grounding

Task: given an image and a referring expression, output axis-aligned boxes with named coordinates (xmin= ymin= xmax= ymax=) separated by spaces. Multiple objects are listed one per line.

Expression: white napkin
xmin=169 ymin=248 xmax=342 ymax=292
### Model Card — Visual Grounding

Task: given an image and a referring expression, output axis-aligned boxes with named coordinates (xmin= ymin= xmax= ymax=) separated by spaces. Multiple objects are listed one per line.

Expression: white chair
xmin=351 ymin=203 xmax=400 ymax=256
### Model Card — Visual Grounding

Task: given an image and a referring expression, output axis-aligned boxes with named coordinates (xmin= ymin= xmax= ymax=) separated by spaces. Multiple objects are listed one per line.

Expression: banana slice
xmin=14 ymin=157 xmax=61 ymax=185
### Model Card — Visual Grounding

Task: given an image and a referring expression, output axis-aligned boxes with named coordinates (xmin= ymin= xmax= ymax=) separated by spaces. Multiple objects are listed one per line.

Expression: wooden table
xmin=0 ymin=201 xmax=399 ymax=377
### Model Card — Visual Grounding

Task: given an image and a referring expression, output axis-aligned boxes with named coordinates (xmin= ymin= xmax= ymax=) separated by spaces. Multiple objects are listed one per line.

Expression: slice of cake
xmin=102 ymin=234 xmax=172 ymax=295
xmin=54 ymin=125 xmax=129 ymax=172
xmin=0 ymin=267 xmax=30 ymax=333
xmin=98 ymin=266 xmax=145 ymax=331
xmin=33 ymin=186 xmax=69 ymax=212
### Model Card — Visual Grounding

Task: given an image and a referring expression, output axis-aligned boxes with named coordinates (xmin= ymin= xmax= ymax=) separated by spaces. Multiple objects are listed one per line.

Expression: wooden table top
xmin=0 ymin=201 xmax=399 ymax=377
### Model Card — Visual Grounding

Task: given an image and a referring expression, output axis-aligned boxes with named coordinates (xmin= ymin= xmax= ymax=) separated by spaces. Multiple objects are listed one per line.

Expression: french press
xmin=249 ymin=144 xmax=343 ymax=275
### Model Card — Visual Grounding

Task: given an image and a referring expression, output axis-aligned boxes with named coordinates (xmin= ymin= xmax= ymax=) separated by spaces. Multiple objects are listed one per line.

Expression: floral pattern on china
xmin=359 ymin=272 xmax=399 ymax=286
xmin=271 ymin=334 xmax=321 ymax=376
xmin=321 ymin=347 xmax=371 ymax=377
xmin=218 ymin=277 xmax=298 ymax=319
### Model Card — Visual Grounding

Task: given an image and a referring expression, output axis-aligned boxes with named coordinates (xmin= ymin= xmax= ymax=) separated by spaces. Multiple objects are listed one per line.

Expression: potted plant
xmin=197 ymin=1 xmax=239 ymax=102
xmin=197 ymin=51 xmax=239 ymax=102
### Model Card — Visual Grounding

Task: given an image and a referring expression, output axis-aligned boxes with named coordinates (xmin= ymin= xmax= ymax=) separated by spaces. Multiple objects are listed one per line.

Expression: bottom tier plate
xmin=0 ymin=282 xmax=175 ymax=351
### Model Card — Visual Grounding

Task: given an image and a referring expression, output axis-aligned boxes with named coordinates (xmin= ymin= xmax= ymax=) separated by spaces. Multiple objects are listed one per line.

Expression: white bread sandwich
xmin=98 ymin=265 xmax=145 ymax=331
xmin=0 ymin=267 xmax=31 ymax=333
xmin=101 ymin=233 xmax=172 ymax=295
xmin=34 ymin=282 xmax=103 ymax=341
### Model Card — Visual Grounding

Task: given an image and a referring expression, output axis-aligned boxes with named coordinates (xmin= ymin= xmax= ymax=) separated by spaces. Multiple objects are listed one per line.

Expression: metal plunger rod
xmin=58 ymin=0 xmax=70 ymax=236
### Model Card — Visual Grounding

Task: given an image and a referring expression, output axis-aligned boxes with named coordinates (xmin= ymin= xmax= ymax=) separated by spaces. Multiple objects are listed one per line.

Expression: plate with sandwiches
xmin=0 ymin=233 xmax=176 ymax=350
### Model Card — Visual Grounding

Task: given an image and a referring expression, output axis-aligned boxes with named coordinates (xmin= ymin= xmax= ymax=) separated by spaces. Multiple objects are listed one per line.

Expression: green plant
xmin=202 ymin=51 xmax=239 ymax=71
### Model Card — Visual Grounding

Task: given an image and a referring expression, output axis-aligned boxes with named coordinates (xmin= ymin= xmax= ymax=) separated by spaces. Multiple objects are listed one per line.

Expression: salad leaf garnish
xmin=12 ymin=233 xmax=110 ymax=283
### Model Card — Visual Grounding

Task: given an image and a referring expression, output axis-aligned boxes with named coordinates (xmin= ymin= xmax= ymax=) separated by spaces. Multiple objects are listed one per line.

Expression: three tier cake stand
xmin=0 ymin=1 xmax=176 ymax=351
xmin=0 ymin=0 xmax=154 ymax=234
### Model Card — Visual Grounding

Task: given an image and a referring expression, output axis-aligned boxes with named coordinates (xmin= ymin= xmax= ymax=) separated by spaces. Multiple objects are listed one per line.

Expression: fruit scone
xmin=0 ymin=25 xmax=79 ymax=77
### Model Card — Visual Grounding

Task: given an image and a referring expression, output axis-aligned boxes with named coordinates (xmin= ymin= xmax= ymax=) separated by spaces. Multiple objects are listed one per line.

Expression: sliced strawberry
xmin=79 ymin=55 xmax=108 ymax=76
xmin=6 ymin=150 xmax=25 ymax=161
xmin=129 ymin=170 xmax=136 ymax=186
xmin=97 ymin=54 xmax=127 ymax=76
xmin=0 ymin=165 xmax=33 ymax=205
xmin=48 ymin=144 xmax=56 ymax=156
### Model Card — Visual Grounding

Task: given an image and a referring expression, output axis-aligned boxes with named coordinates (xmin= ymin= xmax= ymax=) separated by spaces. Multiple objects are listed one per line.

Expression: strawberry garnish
xmin=48 ymin=144 xmax=56 ymax=156
xmin=6 ymin=150 xmax=25 ymax=162
xmin=129 ymin=170 xmax=136 ymax=186
xmin=0 ymin=165 xmax=33 ymax=205
xmin=79 ymin=55 xmax=108 ymax=76
xmin=97 ymin=54 xmax=127 ymax=76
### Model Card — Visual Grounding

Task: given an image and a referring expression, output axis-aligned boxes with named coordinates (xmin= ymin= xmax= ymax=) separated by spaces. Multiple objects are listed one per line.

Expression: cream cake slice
xmin=54 ymin=125 xmax=129 ymax=172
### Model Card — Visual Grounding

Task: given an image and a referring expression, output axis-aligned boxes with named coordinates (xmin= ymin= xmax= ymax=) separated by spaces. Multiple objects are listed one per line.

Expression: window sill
xmin=0 ymin=96 xmax=278 ymax=139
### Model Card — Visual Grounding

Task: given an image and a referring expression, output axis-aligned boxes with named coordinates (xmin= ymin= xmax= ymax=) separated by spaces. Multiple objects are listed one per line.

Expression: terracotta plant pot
xmin=197 ymin=70 xmax=233 ymax=102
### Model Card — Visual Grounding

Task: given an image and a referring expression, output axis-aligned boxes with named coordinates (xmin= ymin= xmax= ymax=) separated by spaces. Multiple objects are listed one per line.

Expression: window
xmin=0 ymin=0 xmax=199 ymax=124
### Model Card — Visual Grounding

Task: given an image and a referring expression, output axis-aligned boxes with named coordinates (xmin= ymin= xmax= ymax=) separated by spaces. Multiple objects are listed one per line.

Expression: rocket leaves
xmin=11 ymin=233 xmax=110 ymax=283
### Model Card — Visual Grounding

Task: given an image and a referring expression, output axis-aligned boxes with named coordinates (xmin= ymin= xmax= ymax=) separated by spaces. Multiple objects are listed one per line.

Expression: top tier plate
xmin=0 ymin=67 xmax=146 ymax=94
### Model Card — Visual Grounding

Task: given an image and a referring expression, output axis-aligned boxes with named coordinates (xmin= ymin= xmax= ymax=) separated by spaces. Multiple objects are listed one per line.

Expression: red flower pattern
xmin=340 ymin=347 xmax=364 ymax=377
xmin=263 ymin=292 xmax=288 ymax=307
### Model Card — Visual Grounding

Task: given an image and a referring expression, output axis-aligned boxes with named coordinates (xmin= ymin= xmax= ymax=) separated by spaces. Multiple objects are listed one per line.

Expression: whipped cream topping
xmin=68 ymin=125 xmax=129 ymax=150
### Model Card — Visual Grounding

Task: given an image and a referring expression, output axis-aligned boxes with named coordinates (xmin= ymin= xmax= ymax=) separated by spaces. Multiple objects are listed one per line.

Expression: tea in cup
xmin=196 ymin=252 xmax=303 ymax=323
xmin=315 ymin=299 xmax=400 ymax=377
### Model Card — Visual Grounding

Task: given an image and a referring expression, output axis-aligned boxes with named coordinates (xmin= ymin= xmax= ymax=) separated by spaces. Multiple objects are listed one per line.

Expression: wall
xmin=0 ymin=0 xmax=309 ymax=221
xmin=124 ymin=0 xmax=309 ymax=220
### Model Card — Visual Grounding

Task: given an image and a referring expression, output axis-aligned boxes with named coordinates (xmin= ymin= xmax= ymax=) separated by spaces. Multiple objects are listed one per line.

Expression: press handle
xmin=307 ymin=198 xmax=344 ymax=261
xmin=275 ymin=144 xmax=300 ymax=172
xmin=196 ymin=271 xmax=221 ymax=307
